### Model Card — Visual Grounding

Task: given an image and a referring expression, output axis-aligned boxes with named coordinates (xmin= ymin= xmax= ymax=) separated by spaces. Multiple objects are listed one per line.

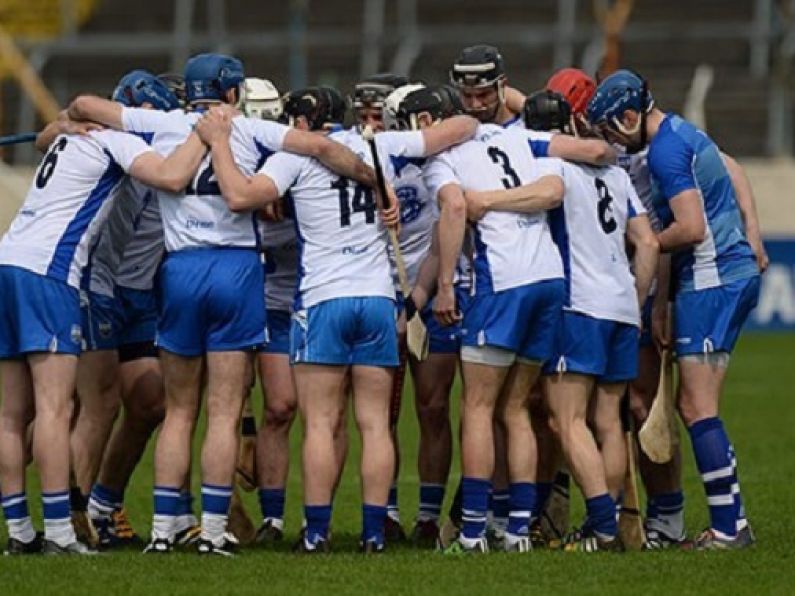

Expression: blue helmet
xmin=112 ymin=70 xmax=181 ymax=111
xmin=184 ymin=53 xmax=244 ymax=104
xmin=586 ymin=69 xmax=654 ymax=128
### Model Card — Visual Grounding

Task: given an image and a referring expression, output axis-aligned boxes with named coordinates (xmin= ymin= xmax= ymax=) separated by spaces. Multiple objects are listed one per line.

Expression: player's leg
xmin=255 ymin=348 xmax=296 ymax=542
xmin=30 ymin=353 xmax=85 ymax=551
xmin=71 ymin=349 xmax=122 ymax=496
xmin=410 ymin=351 xmax=457 ymax=544
xmin=385 ymin=321 xmax=408 ymax=541
xmin=147 ymin=350 xmax=202 ymax=550
xmin=591 ymin=382 xmax=627 ymax=500
xmin=546 ymin=373 xmax=621 ymax=548
xmin=198 ymin=351 xmax=251 ymax=550
xmin=675 ymin=276 xmax=759 ymax=550
xmin=629 ymin=343 xmax=685 ymax=547
xmin=295 ymin=363 xmax=347 ymax=551
xmin=495 ymin=360 xmax=541 ymax=551
xmin=352 ymin=364 xmax=395 ymax=551
xmin=89 ymin=350 xmax=164 ymax=546
xmin=0 ymin=359 xmax=40 ymax=553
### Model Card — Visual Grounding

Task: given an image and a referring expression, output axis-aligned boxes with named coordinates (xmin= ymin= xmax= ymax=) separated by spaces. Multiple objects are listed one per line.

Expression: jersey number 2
xmin=331 ymin=177 xmax=375 ymax=227
xmin=186 ymin=163 xmax=221 ymax=196
xmin=595 ymin=178 xmax=618 ymax=234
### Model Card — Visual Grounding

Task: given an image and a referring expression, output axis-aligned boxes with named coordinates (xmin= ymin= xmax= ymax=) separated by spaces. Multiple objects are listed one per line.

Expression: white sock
xmin=174 ymin=513 xmax=198 ymax=534
xmin=87 ymin=497 xmax=114 ymax=521
xmin=7 ymin=517 xmax=36 ymax=543
xmin=459 ymin=534 xmax=484 ymax=548
xmin=201 ymin=512 xmax=227 ymax=546
xmin=648 ymin=510 xmax=685 ymax=539
xmin=44 ymin=518 xmax=76 ymax=547
xmin=152 ymin=514 xmax=176 ymax=541
xmin=264 ymin=517 xmax=284 ymax=531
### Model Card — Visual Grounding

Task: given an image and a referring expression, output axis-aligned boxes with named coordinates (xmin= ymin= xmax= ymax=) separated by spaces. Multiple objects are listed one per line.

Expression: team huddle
xmin=0 ymin=43 xmax=767 ymax=556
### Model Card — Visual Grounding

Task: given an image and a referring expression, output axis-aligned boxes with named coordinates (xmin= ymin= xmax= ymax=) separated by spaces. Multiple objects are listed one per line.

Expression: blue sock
xmin=461 ymin=477 xmax=490 ymax=540
xmin=387 ymin=485 xmax=399 ymax=519
xmin=176 ymin=491 xmax=194 ymax=517
xmin=585 ymin=494 xmax=617 ymax=538
xmin=153 ymin=486 xmax=181 ymax=517
xmin=2 ymin=491 xmax=30 ymax=521
xmin=688 ymin=417 xmax=738 ymax=537
xmin=42 ymin=490 xmax=70 ymax=522
xmin=534 ymin=482 xmax=552 ymax=519
xmin=362 ymin=503 xmax=387 ymax=545
xmin=201 ymin=484 xmax=232 ymax=516
xmin=258 ymin=488 xmax=286 ymax=521
xmin=89 ymin=484 xmax=123 ymax=514
xmin=304 ymin=504 xmax=332 ymax=545
xmin=491 ymin=488 xmax=510 ymax=526
xmin=418 ymin=483 xmax=445 ymax=522
xmin=507 ymin=482 xmax=536 ymax=536
xmin=650 ymin=491 xmax=684 ymax=518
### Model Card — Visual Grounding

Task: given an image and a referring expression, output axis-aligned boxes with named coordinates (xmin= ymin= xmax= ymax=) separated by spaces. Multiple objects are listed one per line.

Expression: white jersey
xmin=424 ymin=124 xmax=564 ymax=295
xmin=0 ymin=130 xmax=150 ymax=289
xmin=260 ymin=128 xmax=425 ymax=309
xmin=260 ymin=216 xmax=298 ymax=313
xmin=121 ymin=108 xmax=290 ymax=252
xmin=550 ymin=162 xmax=646 ymax=326
xmin=617 ymin=147 xmax=660 ymax=232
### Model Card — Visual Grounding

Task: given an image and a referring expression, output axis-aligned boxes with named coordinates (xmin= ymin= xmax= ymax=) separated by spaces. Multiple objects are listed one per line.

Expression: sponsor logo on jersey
xmin=185 ymin=218 xmax=214 ymax=230
xmin=342 ymin=245 xmax=368 ymax=255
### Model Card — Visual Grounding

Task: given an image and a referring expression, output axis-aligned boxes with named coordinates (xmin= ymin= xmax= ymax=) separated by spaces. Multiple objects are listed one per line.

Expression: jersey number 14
xmin=331 ymin=177 xmax=376 ymax=227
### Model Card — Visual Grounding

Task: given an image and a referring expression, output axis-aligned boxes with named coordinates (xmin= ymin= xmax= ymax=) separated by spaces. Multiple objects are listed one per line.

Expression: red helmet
xmin=546 ymin=68 xmax=596 ymax=115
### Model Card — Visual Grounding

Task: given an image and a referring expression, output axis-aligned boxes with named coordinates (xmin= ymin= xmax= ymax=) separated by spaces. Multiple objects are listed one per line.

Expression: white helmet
xmin=383 ymin=83 xmax=425 ymax=130
xmin=238 ymin=78 xmax=282 ymax=120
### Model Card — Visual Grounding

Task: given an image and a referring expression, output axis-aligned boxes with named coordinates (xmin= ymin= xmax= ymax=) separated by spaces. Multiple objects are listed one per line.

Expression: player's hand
xmin=196 ymin=107 xmax=232 ymax=146
xmin=434 ymin=283 xmax=461 ymax=327
xmin=464 ymin=190 xmax=489 ymax=221
xmin=379 ymin=185 xmax=401 ymax=230
xmin=750 ymin=238 xmax=769 ymax=274
xmin=259 ymin=200 xmax=284 ymax=222
xmin=58 ymin=115 xmax=103 ymax=136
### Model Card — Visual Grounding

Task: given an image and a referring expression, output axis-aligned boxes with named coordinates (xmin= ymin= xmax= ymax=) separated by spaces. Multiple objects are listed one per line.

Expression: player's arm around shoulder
xmin=282 ymin=127 xmax=375 ymax=188
xmin=419 ymin=115 xmax=479 ymax=156
xmin=127 ymin=132 xmax=205 ymax=193
xmin=196 ymin=108 xmax=281 ymax=211
xmin=547 ymin=133 xmax=617 ymax=166
xmin=67 ymin=95 xmax=125 ymax=129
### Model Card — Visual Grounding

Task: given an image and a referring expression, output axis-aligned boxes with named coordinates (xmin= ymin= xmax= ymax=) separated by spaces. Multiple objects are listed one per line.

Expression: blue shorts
xmin=289 ymin=297 xmax=399 ymax=367
xmin=461 ymin=279 xmax=564 ymax=363
xmin=81 ymin=291 xmax=124 ymax=351
xmin=157 ymin=248 xmax=265 ymax=356
xmin=0 ymin=265 xmax=82 ymax=357
xmin=260 ymin=309 xmax=291 ymax=355
xmin=674 ymin=275 xmax=760 ymax=356
xmin=117 ymin=286 xmax=158 ymax=347
xmin=421 ymin=289 xmax=471 ymax=354
xmin=544 ymin=311 xmax=640 ymax=383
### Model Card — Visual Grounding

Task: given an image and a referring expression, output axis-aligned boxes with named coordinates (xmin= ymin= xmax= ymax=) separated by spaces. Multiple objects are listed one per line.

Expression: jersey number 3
xmin=487 ymin=146 xmax=521 ymax=189
xmin=595 ymin=178 xmax=617 ymax=234
xmin=36 ymin=137 xmax=68 ymax=189
xmin=331 ymin=177 xmax=375 ymax=227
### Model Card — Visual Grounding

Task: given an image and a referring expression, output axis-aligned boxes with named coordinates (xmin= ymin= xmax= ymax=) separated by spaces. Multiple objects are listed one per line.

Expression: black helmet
xmin=282 ymin=87 xmax=343 ymax=131
xmin=318 ymin=85 xmax=347 ymax=124
xmin=450 ymin=45 xmax=505 ymax=89
xmin=523 ymin=90 xmax=572 ymax=133
xmin=352 ymin=73 xmax=409 ymax=109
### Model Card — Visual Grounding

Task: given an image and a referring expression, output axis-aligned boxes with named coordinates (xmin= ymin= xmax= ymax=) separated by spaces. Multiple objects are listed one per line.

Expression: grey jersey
xmin=115 ymin=180 xmax=164 ymax=290
xmin=260 ymin=216 xmax=298 ymax=313
xmin=618 ymin=148 xmax=661 ymax=232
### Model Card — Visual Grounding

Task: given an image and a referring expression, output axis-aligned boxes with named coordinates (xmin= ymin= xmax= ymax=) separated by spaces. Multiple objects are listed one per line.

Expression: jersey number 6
xmin=35 ymin=137 xmax=68 ymax=189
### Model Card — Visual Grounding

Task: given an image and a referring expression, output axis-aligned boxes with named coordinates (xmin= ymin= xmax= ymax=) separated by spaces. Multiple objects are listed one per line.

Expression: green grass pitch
xmin=1 ymin=332 xmax=794 ymax=595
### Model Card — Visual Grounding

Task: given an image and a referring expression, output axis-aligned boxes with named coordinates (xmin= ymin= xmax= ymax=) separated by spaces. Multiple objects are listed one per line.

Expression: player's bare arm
xmin=282 ymin=128 xmax=376 ymax=188
xmin=67 ymin=95 xmax=125 ymax=129
xmin=419 ymin=115 xmax=479 ymax=155
xmin=410 ymin=223 xmax=442 ymax=312
xmin=196 ymin=110 xmax=280 ymax=211
xmin=626 ymin=214 xmax=660 ymax=309
xmin=504 ymin=85 xmax=526 ymax=116
xmin=434 ymin=183 xmax=467 ymax=326
xmin=651 ymin=253 xmax=672 ymax=349
xmin=463 ymin=174 xmax=564 ymax=221
xmin=722 ymin=152 xmax=769 ymax=273
xmin=128 ymin=133 xmax=206 ymax=193
xmin=548 ymin=134 xmax=617 ymax=166
xmin=656 ymin=189 xmax=706 ymax=252
xmin=35 ymin=111 xmax=103 ymax=152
